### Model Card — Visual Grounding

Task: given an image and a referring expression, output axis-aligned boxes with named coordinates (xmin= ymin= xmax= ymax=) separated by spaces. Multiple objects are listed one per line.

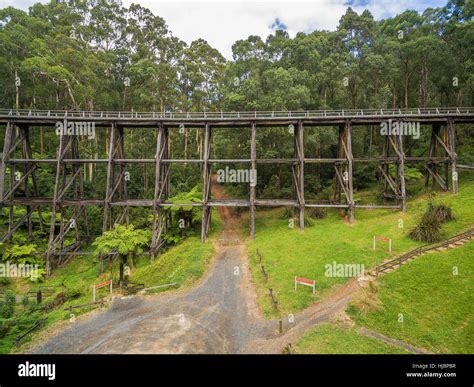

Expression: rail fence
xmin=15 ymin=318 xmax=47 ymax=346
xmin=375 ymin=228 xmax=473 ymax=275
xmin=256 ymin=249 xmax=279 ymax=311
xmin=0 ymin=107 xmax=472 ymax=120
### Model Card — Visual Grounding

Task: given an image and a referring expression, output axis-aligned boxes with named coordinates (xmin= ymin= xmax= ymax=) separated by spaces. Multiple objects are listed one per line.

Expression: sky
xmin=0 ymin=0 xmax=448 ymax=58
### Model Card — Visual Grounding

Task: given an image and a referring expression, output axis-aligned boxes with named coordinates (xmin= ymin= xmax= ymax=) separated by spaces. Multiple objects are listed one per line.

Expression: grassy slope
xmin=247 ymin=173 xmax=474 ymax=318
xmin=348 ymin=242 xmax=474 ymax=354
xmin=131 ymin=237 xmax=214 ymax=291
xmin=295 ymin=323 xmax=408 ymax=354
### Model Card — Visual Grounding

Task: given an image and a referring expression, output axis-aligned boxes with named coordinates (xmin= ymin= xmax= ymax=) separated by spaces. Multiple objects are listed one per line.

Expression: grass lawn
xmin=294 ymin=323 xmax=408 ymax=354
xmin=247 ymin=172 xmax=474 ymax=318
xmin=348 ymin=242 xmax=474 ymax=354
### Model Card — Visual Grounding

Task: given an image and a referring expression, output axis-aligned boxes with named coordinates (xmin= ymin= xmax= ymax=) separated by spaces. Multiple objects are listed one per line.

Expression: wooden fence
xmin=256 ymin=249 xmax=279 ymax=311
xmin=375 ymin=228 xmax=473 ymax=275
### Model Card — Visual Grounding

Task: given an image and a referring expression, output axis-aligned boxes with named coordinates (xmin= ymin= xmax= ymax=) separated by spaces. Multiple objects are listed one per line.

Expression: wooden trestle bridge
xmin=0 ymin=107 xmax=473 ymax=274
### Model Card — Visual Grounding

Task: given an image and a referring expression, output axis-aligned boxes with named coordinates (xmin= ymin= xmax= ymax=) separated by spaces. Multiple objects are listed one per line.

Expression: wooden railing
xmin=375 ymin=228 xmax=473 ymax=275
xmin=0 ymin=107 xmax=472 ymax=120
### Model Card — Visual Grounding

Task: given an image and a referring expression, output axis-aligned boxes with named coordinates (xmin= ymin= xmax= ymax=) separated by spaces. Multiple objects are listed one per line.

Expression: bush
xmin=0 ymin=291 xmax=16 ymax=319
xmin=307 ymin=207 xmax=327 ymax=219
xmin=427 ymin=203 xmax=455 ymax=224
xmin=280 ymin=208 xmax=293 ymax=219
xmin=352 ymin=281 xmax=383 ymax=315
xmin=304 ymin=216 xmax=315 ymax=227
xmin=408 ymin=215 xmax=442 ymax=243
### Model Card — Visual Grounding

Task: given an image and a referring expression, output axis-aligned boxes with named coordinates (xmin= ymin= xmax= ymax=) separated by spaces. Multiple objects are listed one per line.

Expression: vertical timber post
xmin=345 ymin=120 xmax=355 ymax=223
xmin=250 ymin=122 xmax=257 ymax=239
xmin=297 ymin=120 xmax=305 ymax=229
xmin=151 ymin=123 xmax=165 ymax=260
xmin=448 ymin=119 xmax=458 ymax=194
xmin=201 ymin=123 xmax=211 ymax=242
xmin=46 ymin=131 xmax=67 ymax=276
xmin=103 ymin=123 xmax=116 ymax=232
xmin=397 ymin=132 xmax=407 ymax=213
xmin=0 ymin=122 xmax=13 ymax=205
xmin=426 ymin=124 xmax=439 ymax=188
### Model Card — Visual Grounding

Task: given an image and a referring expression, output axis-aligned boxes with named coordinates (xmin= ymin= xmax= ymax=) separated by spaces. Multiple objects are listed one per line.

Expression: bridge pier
xmin=0 ymin=123 xmax=45 ymax=244
xmin=425 ymin=122 xmax=458 ymax=194
xmin=250 ymin=122 xmax=256 ymax=239
xmin=151 ymin=124 xmax=169 ymax=260
xmin=201 ymin=123 xmax=212 ymax=242
xmin=378 ymin=122 xmax=407 ymax=212
xmin=335 ymin=121 xmax=355 ymax=222
xmin=46 ymin=131 xmax=90 ymax=275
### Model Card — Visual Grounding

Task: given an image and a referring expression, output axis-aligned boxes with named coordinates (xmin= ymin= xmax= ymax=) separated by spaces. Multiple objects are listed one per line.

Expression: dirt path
xmin=31 ymin=179 xmax=362 ymax=354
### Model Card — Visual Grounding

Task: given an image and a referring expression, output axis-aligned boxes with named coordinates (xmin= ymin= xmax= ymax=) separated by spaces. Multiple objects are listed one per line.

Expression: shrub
xmin=352 ymin=281 xmax=383 ymax=315
xmin=304 ymin=216 xmax=315 ymax=227
xmin=409 ymin=215 xmax=442 ymax=243
xmin=0 ymin=291 xmax=16 ymax=319
xmin=307 ymin=207 xmax=328 ymax=219
xmin=427 ymin=203 xmax=455 ymax=224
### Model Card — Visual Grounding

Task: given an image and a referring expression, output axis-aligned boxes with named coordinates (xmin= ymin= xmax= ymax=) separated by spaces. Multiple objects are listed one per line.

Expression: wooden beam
xmin=250 ymin=122 xmax=256 ymax=239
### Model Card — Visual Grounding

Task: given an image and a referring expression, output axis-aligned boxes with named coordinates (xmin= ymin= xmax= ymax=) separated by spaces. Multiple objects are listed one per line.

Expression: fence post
xmin=36 ymin=290 xmax=42 ymax=304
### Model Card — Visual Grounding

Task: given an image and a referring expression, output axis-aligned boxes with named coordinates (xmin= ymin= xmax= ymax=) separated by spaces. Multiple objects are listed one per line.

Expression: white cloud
xmin=121 ymin=0 xmax=447 ymax=59
xmin=131 ymin=1 xmax=348 ymax=58
xmin=1 ymin=0 xmax=447 ymax=59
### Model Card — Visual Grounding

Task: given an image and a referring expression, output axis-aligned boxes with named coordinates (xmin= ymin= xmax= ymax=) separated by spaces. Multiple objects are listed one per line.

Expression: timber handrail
xmin=375 ymin=228 xmax=473 ymax=275
xmin=0 ymin=107 xmax=472 ymax=120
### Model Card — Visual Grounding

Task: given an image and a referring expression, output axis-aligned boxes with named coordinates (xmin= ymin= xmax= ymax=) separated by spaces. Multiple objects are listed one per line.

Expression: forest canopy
xmin=0 ymin=0 xmax=473 ymax=112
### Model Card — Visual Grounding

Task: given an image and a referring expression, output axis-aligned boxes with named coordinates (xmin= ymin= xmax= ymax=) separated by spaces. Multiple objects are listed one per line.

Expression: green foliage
xmin=307 ymin=207 xmax=328 ymax=219
xmin=303 ymin=215 xmax=315 ymax=227
xmin=2 ymin=244 xmax=38 ymax=264
xmin=427 ymin=203 xmax=455 ymax=224
xmin=389 ymin=165 xmax=424 ymax=181
xmin=93 ymin=224 xmax=150 ymax=257
xmin=0 ymin=291 xmax=15 ymax=319
xmin=408 ymin=215 xmax=442 ymax=243
xmin=409 ymin=201 xmax=455 ymax=242
xmin=153 ymin=185 xmax=203 ymax=247
xmin=1 ymin=244 xmax=44 ymax=282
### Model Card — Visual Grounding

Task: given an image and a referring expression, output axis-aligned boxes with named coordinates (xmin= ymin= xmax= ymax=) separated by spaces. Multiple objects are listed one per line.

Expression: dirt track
xmin=32 ymin=181 xmax=358 ymax=354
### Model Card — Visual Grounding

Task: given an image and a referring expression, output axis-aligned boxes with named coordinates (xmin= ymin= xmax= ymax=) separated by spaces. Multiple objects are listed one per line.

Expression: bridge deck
xmin=0 ymin=108 xmax=473 ymax=126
